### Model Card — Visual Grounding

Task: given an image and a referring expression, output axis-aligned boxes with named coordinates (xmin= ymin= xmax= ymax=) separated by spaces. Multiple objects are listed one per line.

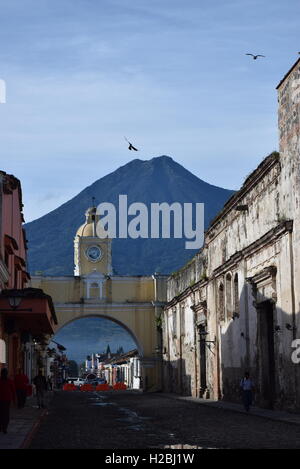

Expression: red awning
xmin=0 ymin=291 xmax=57 ymax=335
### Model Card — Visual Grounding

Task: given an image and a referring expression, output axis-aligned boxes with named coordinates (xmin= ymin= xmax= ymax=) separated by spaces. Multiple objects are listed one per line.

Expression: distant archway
xmin=53 ymin=314 xmax=144 ymax=356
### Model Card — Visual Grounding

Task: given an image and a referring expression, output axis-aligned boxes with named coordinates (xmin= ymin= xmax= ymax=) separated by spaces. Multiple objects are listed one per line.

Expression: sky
xmin=0 ymin=0 xmax=299 ymax=222
xmin=53 ymin=317 xmax=136 ymax=365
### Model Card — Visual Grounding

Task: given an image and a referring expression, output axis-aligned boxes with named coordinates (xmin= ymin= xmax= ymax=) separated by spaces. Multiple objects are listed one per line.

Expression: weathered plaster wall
xmin=163 ymin=60 xmax=300 ymax=410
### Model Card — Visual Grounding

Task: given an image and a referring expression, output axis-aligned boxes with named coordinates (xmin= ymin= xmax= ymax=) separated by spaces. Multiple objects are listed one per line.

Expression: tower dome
xmin=76 ymin=207 xmax=108 ymax=239
xmin=74 ymin=206 xmax=112 ymax=276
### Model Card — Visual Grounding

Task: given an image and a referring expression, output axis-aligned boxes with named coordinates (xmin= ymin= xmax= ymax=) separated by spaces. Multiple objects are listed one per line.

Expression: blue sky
xmin=0 ymin=0 xmax=299 ymax=221
xmin=53 ymin=317 xmax=136 ymax=365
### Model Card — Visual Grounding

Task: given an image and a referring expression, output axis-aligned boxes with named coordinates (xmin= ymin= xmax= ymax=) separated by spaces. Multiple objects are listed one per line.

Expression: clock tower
xmin=74 ymin=206 xmax=112 ymax=277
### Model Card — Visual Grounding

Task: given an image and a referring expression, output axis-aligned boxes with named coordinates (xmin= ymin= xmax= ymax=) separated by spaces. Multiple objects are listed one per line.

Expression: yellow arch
xmin=53 ymin=313 xmax=144 ymax=356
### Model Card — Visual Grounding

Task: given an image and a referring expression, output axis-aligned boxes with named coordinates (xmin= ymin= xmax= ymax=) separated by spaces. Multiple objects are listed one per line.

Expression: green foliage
xmin=68 ymin=360 xmax=79 ymax=376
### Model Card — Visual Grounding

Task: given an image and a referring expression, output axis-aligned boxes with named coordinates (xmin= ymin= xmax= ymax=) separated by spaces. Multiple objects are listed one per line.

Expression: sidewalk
xmin=0 ymin=392 xmax=52 ymax=449
xmin=162 ymin=393 xmax=300 ymax=426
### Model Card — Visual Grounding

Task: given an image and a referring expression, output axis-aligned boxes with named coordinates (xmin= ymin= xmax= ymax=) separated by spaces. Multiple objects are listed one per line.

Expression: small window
xmin=180 ymin=306 xmax=185 ymax=336
xmin=234 ymin=273 xmax=239 ymax=316
xmin=218 ymin=283 xmax=224 ymax=321
xmin=226 ymin=273 xmax=232 ymax=319
xmin=172 ymin=309 xmax=177 ymax=336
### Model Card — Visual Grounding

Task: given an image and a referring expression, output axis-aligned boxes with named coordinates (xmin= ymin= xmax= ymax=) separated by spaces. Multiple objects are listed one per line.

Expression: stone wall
xmin=162 ymin=59 xmax=300 ymax=410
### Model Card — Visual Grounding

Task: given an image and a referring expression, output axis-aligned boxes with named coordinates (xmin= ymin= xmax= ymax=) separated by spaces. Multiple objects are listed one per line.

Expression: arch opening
xmin=49 ymin=315 xmax=143 ymax=390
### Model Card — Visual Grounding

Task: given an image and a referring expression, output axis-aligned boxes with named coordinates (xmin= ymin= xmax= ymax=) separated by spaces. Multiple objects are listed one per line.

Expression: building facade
xmin=0 ymin=171 xmax=57 ymax=380
xmin=101 ymin=349 xmax=141 ymax=389
xmin=162 ymin=59 xmax=300 ymax=411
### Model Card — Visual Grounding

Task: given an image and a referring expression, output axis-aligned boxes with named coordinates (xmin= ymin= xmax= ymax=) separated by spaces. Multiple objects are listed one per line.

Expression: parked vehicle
xmin=73 ymin=378 xmax=85 ymax=387
xmin=68 ymin=377 xmax=85 ymax=387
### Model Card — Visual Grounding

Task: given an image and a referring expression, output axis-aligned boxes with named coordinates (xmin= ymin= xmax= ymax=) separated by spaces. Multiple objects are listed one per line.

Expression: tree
xmin=68 ymin=360 xmax=79 ymax=377
xmin=79 ymin=362 xmax=86 ymax=377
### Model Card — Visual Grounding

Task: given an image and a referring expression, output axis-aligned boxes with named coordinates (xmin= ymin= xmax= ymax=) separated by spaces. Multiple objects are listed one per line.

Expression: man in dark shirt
xmin=33 ymin=370 xmax=47 ymax=409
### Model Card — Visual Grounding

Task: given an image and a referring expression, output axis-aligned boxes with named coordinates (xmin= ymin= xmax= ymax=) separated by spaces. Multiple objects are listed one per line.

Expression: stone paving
xmin=0 ymin=392 xmax=51 ymax=449
xmin=27 ymin=391 xmax=299 ymax=449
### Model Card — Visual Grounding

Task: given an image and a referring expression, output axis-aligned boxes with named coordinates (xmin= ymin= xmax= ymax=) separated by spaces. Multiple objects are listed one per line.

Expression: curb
xmin=19 ymin=409 xmax=48 ymax=449
xmin=19 ymin=392 xmax=54 ymax=449
xmin=159 ymin=393 xmax=300 ymax=426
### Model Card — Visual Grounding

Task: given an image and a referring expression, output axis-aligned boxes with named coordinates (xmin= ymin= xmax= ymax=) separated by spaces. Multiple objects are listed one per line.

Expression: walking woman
xmin=240 ymin=371 xmax=255 ymax=413
xmin=0 ymin=368 xmax=16 ymax=433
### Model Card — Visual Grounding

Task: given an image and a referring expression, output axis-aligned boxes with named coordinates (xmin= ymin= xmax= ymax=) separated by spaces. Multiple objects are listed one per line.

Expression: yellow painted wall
xmin=31 ymin=273 xmax=165 ymax=390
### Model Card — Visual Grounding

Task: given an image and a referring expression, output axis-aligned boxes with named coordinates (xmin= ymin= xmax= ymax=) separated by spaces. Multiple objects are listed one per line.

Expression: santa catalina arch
xmin=32 ymin=206 xmax=167 ymax=389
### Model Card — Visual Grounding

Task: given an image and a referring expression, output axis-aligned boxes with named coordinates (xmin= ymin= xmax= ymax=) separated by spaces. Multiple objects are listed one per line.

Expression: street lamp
xmin=8 ymin=296 xmax=21 ymax=309
xmin=0 ymin=294 xmax=32 ymax=312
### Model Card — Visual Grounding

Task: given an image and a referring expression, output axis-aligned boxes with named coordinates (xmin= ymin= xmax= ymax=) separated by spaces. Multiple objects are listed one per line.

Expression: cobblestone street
xmin=28 ymin=391 xmax=299 ymax=449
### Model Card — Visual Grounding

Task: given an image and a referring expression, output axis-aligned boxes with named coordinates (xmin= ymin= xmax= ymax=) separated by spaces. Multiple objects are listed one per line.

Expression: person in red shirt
xmin=14 ymin=368 xmax=29 ymax=409
xmin=0 ymin=368 xmax=16 ymax=434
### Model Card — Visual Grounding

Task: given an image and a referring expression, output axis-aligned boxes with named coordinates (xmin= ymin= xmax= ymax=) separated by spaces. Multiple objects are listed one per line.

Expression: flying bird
xmin=246 ymin=53 xmax=266 ymax=60
xmin=124 ymin=136 xmax=138 ymax=151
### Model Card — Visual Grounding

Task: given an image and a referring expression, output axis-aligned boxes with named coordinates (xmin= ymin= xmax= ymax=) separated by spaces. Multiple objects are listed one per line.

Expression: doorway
xmin=257 ymin=300 xmax=276 ymax=409
xmin=199 ymin=324 xmax=207 ymax=397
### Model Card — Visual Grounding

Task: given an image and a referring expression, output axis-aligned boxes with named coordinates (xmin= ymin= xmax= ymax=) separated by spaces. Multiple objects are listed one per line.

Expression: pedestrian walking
xmin=240 ymin=371 xmax=255 ymax=412
xmin=33 ymin=370 xmax=47 ymax=409
xmin=0 ymin=368 xmax=16 ymax=433
xmin=47 ymin=376 xmax=53 ymax=391
xmin=14 ymin=368 xmax=29 ymax=409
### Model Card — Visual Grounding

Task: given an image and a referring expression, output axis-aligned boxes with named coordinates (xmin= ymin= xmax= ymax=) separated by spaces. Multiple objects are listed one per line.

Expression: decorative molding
xmin=54 ymin=302 xmax=154 ymax=311
xmin=207 ymin=153 xmax=281 ymax=235
xmin=246 ymin=265 xmax=277 ymax=285
xmin=151 ymin=301 xmax=167 ymax=307
xmin=247 ymin=265 xmax=277 ymax=306
xmin=31 ymin=275 xmax=75 ymax=282
xmin=110 ymin=276 xmax=153 ymax=284
xmin=164 ymin=221 xmax=291 ymax=310
xmin=191 ymin=300 xmax=207 ymax=313
xmin=212 ymin=220 xmax=292 ymax=278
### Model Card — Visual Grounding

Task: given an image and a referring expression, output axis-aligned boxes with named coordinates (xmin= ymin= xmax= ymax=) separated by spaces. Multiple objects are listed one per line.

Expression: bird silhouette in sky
xmin=246 ymin=53 xmax=266 ymax=60
xmin=124 ymin=136 xmax=138 ymax=151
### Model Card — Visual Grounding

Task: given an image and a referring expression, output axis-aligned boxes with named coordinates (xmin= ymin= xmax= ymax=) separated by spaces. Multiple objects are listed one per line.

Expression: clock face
xmin=86 ymin=245 xmax=102 ymax=262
